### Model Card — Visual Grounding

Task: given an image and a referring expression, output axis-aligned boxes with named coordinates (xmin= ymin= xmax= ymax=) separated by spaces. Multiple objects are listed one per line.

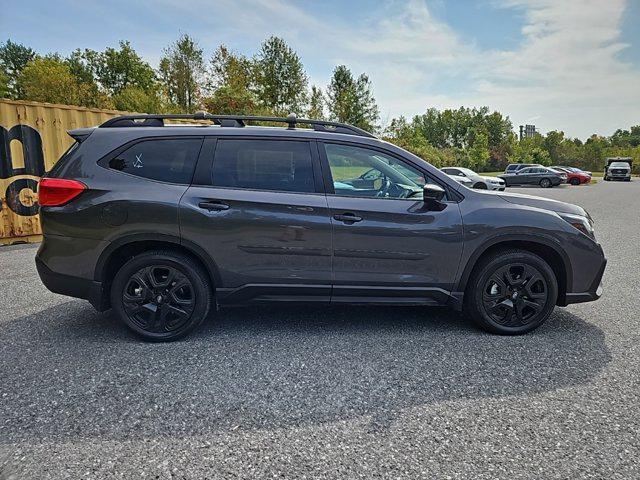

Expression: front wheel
xmin=539 ymin=178 xmax=552 ymax=188
xmin=111 ymin=251 xmax=212 ymax=341
xmin=570 ymin=178 xmax=580 ymax=186
xmin=465 ymin=250 xmax=558 ymax=335
xmin=474 ymin=182 xmax=488 ymax=189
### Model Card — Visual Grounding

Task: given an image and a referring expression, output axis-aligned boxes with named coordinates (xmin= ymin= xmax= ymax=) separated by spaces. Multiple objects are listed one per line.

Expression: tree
xmin=384 ymin=116 xmax=450 ymax=166
xmin=0 ymin=71 xmax=8 ymax=98
xmin=510 ymin=135 xmax=551 ymax=166
xmin=543 ymin=130 xmax=565 ymax=163
xmin=202 ymin=45 xmax=261 ymax=115
xmin=94 ymin=41 xmax=156 ymax=95
xmin=467 ymin=128 xmax=490 ymax=171
xmin=112 ymin=85 xmax=163 ymax=113
xmin=18 ymin=56 xmax=81 ymax=105
xmin=307 ymin=85 xmax=324 ymax=119
xmin=326 ymin=65 xmax=379 ymax=132
xmin=253 ymin=36 xmax=308 ymax=115
xmin=610 ymin=126 xmax=640 ymax=147
xmin=65 ymin=49 xmax=113 ymax=109
xmin=0 ymin=39 xmax=37 ymax=98
xmin=159 ymin=34 xmax=205 ymax=112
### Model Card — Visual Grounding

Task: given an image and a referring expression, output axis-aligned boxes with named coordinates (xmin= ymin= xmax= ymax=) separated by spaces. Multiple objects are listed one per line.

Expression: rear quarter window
xmin=108 ymin=138 xmax=202 ymax=184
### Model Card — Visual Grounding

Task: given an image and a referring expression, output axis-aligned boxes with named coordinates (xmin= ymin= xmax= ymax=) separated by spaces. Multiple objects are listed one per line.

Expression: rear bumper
xmin=562 ymin=257 xmax=607 ymax=306
xmin=36 ymin=257 xmax=108 ymax=311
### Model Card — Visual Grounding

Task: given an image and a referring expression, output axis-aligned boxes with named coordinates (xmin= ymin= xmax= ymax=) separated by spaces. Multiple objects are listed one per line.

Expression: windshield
xmin=610 ymin=162 xmax=630 ymax=168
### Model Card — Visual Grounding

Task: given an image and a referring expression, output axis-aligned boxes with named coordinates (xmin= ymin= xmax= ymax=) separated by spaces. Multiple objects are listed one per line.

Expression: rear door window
xmin=108 ymin=138 xmax=202 ymax=184
xmin=211 ymin=139 xmax=316 ymax=193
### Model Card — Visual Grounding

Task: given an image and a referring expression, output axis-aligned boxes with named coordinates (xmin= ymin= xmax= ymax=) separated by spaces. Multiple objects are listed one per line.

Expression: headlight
xmin=559 ymin=213 xmax=595 ymax=239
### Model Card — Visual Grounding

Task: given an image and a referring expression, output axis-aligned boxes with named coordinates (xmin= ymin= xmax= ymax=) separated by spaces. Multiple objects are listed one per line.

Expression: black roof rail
xmin=98 ymin=112 xmax=376 ymax=138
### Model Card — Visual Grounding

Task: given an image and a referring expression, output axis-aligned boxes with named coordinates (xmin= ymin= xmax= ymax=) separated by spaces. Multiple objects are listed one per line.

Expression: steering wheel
xmin=376 ymin=176 xmax=392 ymax=198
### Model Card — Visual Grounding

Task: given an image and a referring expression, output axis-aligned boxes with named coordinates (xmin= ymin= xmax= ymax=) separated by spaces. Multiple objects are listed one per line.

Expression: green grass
xmin=330 ymin=166 xmax=370 ymax=181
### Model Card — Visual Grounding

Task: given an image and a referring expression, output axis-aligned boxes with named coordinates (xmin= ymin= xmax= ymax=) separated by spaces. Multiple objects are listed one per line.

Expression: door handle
xmin=198 ymin=200 xmax=230 ymax=211
xmin=333 ymin=213 xmax=363 ymax=223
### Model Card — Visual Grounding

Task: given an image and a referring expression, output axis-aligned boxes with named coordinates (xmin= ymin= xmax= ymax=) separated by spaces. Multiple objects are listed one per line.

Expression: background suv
xmin=504 ymin=163 xmax=540 ymax=174
xmin=36 ymin=113 xmax=606 ymax=341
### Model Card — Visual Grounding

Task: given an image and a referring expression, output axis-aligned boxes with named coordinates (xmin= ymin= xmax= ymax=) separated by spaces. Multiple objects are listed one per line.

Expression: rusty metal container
xmin=0 ymin=99 xmax=127 ymax=244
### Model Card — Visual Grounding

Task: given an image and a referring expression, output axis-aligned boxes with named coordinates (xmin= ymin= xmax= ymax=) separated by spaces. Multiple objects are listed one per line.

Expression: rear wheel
xmin=539 ymin=178 xmax=552 ymax=188
xmin=111 ymin=251 xmax=212 ymax=341
xmin=465 ymin=250 xmax=558 ymax=335
xmin=570 ymin=177 xmax=580 ymax=186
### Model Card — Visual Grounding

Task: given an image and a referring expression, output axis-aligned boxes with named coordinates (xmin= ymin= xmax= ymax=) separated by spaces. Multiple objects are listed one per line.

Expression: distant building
xmin=519 ymin=124 xmax=537 ymax=140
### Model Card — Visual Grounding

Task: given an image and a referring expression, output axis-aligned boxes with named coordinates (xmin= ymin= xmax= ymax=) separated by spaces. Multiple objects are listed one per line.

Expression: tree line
xmin=1 ymin=37 xmax=638 ymax=173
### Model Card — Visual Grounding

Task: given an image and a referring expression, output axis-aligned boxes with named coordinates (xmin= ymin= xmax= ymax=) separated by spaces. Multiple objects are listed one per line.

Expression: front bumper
xmin=562 ymin=257 xmax=607 ymax=305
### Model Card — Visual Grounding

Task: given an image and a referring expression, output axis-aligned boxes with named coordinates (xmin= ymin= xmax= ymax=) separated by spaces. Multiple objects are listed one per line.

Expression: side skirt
xmin=217 ymin=283 xmax=460 ymax=307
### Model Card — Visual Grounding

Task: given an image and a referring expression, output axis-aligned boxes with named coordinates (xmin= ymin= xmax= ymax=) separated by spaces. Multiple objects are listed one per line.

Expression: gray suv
xmin=36 ymin=113 xmax=606 ymax=341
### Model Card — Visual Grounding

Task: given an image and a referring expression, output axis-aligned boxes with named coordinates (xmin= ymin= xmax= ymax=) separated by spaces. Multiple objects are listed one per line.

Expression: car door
xmin=518 ymin=167 xmax=535 ymax=185
xmin=179 ymin=137 xmax=333 ymax=303
xmin=319 ymin=141 xmax=464 ymax=303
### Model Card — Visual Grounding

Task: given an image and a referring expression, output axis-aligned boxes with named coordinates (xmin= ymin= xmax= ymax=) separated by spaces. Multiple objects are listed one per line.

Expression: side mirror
xmin=422 ymin=184 xmax=446 ymax=211
xmin=423 ymin=183 xmax=446 ymax=202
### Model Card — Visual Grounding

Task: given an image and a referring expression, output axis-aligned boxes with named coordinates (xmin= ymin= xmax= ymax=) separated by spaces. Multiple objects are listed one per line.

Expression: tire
xmin=474 ymin=182 xmax=488 ymax=189
xmin=604 ymin=176 xmax=610 ymax=181
xmin=110 ymin=250 xmax=212 ymax=341
xmin=464 ymin=249 xmax=558 ymax=335
xmin=539 ymin=178 xmax=551 ymax=188
xmin=570 ymin=177 xmax=580 ymax=186
xmin=625 ymin=177 xmax=631 ymax=182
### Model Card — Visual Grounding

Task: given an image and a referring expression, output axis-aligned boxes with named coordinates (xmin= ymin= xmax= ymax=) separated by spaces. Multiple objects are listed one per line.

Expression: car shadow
xmin=0 ymin=301 xmax=610 ymax=442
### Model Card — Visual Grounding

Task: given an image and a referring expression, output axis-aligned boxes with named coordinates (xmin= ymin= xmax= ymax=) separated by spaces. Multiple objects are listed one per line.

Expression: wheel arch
xmin=456 ymin=236 xmax=572 ymax=306
xmin=95 ymin=234 xmax=222 ymax=303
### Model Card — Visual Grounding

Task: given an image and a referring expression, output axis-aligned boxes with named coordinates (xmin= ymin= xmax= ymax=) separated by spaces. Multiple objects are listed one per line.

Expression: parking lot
xmin=1 ymin=180 xmax=639 ymax=479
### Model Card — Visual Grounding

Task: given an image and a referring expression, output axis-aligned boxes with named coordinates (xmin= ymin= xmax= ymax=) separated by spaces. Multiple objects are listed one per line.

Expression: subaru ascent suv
xmin=36 ymin=113 xmax=606 ymax=341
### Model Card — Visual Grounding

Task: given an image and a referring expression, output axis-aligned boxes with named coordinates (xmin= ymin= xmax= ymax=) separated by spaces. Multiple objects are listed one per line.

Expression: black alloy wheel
xmin=481 ymin=263 xmax=547 ymax=327
xmin=465 ymin=250 xmax=557 ymax=334
xmin=123 ymin=266 xmax=195 ymax=334
xmin=474 ymin=182 xmax=488 ymax=189
xmin=111 ymin=251 xmax=212 ymax=341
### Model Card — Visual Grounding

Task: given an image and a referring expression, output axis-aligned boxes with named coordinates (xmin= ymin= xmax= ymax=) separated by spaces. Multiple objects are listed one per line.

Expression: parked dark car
xmin=498 ymin=166 xmax=566 ymax=188
xmin=504 ymin=163 xmax=540 ymax=174
xmin=36 ymin=113 xmax=606 ymax=341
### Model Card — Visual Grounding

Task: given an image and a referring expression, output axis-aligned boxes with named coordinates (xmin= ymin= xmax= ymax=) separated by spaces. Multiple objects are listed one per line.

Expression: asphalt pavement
xmin=1 ymin=180 xmax=639 ymax=479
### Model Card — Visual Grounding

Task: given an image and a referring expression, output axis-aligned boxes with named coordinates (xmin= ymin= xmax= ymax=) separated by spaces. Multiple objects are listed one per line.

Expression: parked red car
xmin=551 ymin=166 xmax=591 ymax=185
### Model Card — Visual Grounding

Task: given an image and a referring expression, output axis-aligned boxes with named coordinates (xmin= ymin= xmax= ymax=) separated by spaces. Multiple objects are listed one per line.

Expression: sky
xmin=2 ymin=0 xmax=639 ymax=139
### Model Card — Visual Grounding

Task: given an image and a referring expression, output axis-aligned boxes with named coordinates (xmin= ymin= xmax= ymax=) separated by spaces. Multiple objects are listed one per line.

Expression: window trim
xmin=318 ymin=140 xmax=456 ymax=202
xmin=97 ymin=135 xmax=205 ymax=186
xmin=197 ymin=136 xmax=324 ymax=195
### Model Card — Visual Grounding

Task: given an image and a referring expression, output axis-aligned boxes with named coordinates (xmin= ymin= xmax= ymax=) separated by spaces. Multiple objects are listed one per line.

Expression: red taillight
xmin=38 ymin=178 xmax=87 ymax=207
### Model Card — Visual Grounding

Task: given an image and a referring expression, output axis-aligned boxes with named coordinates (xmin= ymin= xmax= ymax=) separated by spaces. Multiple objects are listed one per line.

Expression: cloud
xmin=49 ymin=0 xmax=638 ymax=138
xmin=468 ymin=0 xmax=640 ymax=137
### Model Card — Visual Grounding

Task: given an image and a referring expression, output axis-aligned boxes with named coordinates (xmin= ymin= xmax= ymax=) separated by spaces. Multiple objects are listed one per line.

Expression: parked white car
xmin=445 ymin=173 xmax=474 ymax=187
xmin=441 ymin=167 xmax=506 ymax=190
